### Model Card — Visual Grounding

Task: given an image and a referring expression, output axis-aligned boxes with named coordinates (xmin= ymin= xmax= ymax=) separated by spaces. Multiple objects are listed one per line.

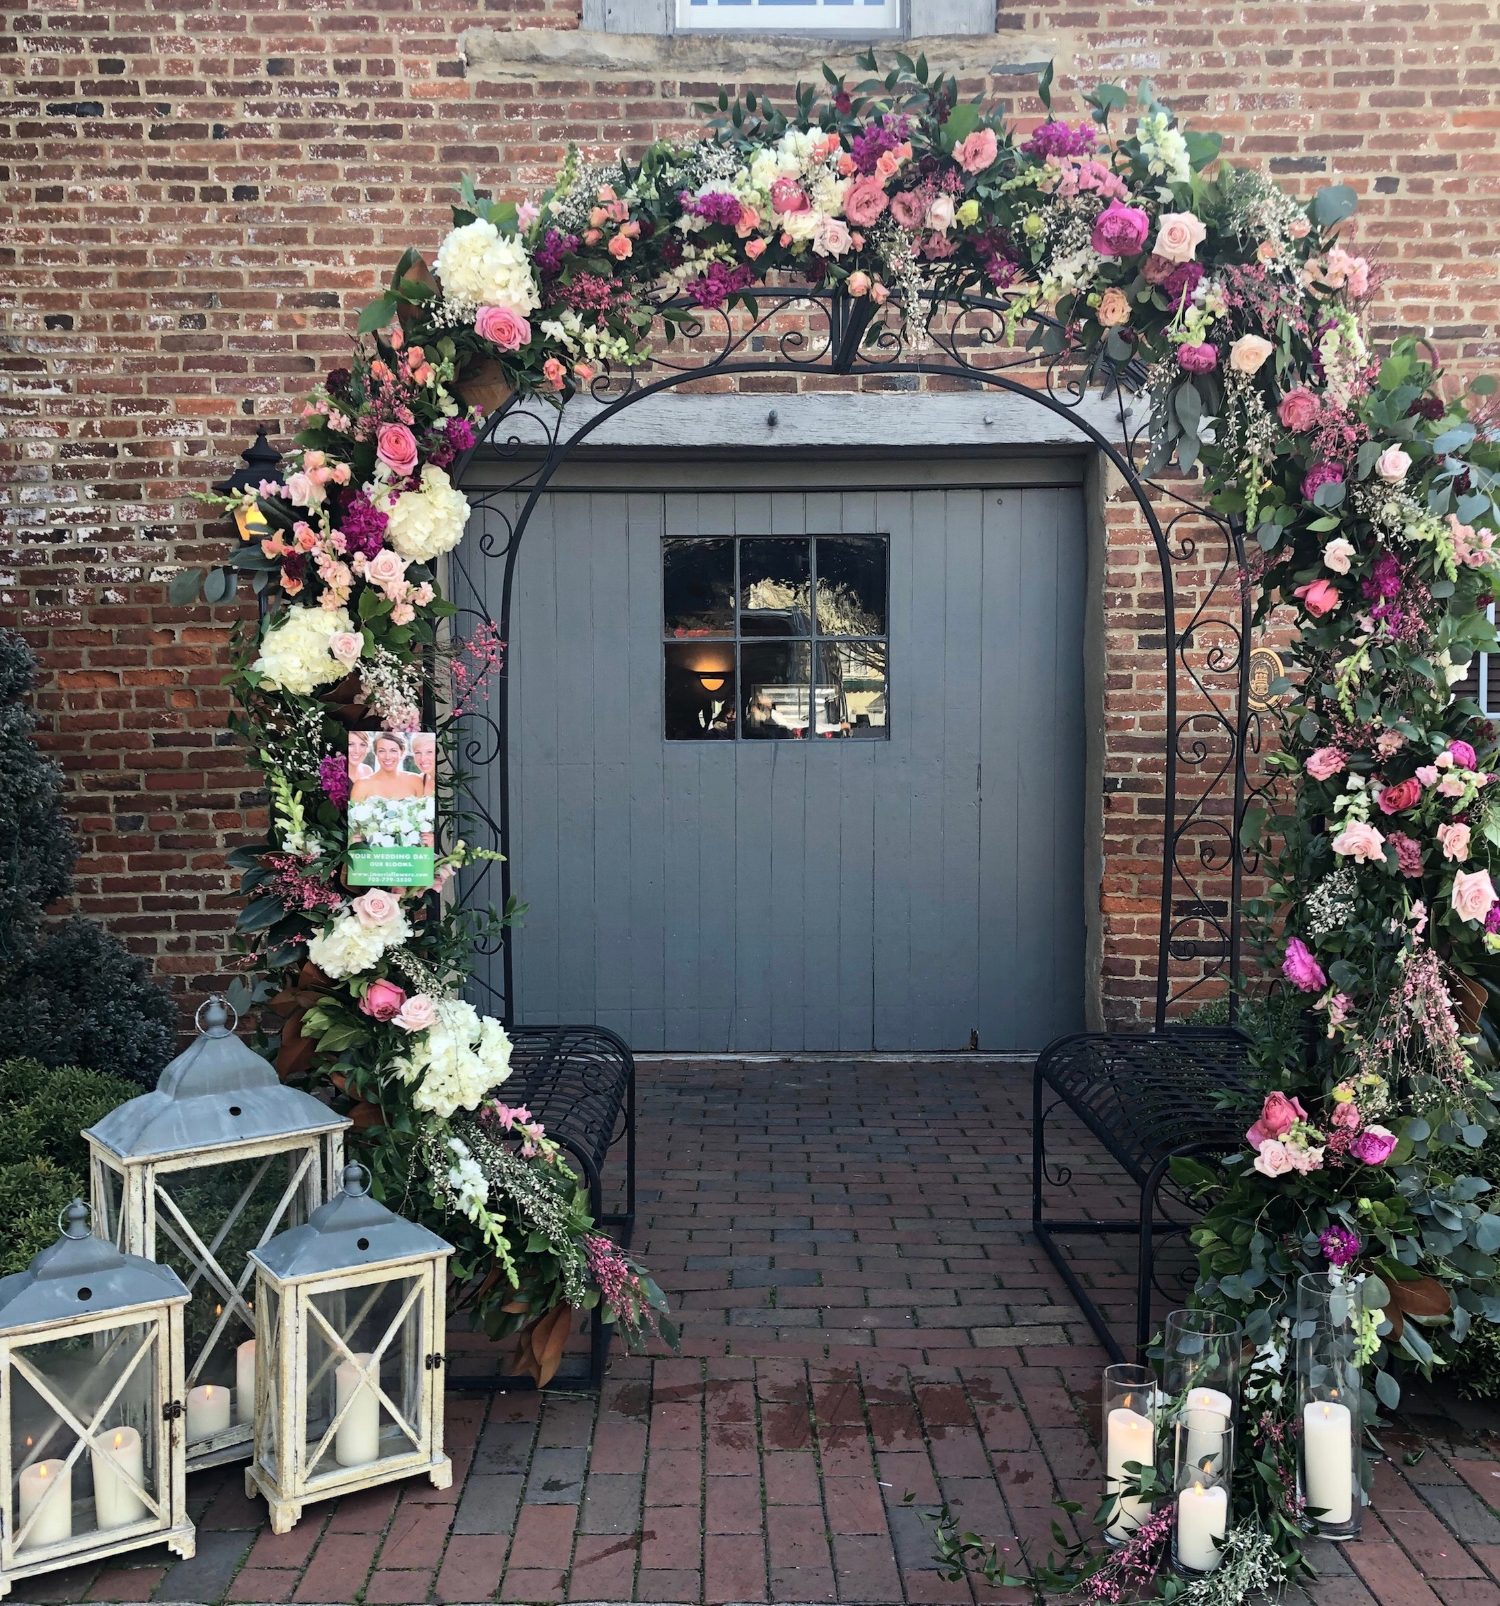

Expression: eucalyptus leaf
xmin=1312 ymin=184 xmax=1358 ymax=227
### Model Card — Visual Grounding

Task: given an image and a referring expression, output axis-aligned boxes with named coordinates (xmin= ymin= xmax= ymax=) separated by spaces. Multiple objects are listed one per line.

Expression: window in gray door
xmin=663 ymin=533 xmax=888 ymax=740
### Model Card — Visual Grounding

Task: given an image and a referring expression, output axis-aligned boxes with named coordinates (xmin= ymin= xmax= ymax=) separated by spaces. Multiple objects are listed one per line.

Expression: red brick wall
xmin=2 ymin=2 xmax=1496 ymax=1027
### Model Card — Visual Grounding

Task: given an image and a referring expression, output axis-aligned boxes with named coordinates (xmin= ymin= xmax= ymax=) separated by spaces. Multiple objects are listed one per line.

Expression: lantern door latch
xmin=163 ymin=1399 xmax=185 ymax=1422
xmin=425 ymin=1352 xmax=445 ymax=1370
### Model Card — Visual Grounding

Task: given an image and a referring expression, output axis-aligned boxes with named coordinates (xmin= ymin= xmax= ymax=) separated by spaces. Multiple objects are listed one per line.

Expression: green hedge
xmin=0 ymin=1058 xmax=138 ymax=1277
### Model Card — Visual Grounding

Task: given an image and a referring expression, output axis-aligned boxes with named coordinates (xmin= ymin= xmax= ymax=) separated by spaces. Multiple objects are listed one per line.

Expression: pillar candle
xmin=92 ymin=1427 xmax=146 ymax=1530
xmin=1175 ymin=1479 xmax=1227 ymax=1572
xmin=334 ymin=1353 xmax=381 ymax=1467
xmin=236 ymin=1341 xmax=257 ymax=1425
xmin=185 ymin=1383 xmax=231 ymax=1440
xmin=18 ymin=1457 xmax=72 ymax=1549
xmin=1182 ymin=1387 xmax=1232 ymax=1468
xmin=1104 ymin=1401 xmax=1154 ymax=1539
xmin=1302 ymin=1398 xmax=1354 ymax=1525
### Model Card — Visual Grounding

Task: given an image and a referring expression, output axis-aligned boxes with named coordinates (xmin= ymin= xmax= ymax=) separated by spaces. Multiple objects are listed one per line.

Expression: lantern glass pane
xmin=9 ymin=1320 xmax=162 ymax=1552
xmin=302 ymin=1275 xmax=426 ymax=1480
xmin=256 ymin=1283 xmax=282 ymax=1483
xmin=94 ymin=1164 xmax=126 ymax=1251
xmin=152 ymin=1153 xmax=313 ymax=1451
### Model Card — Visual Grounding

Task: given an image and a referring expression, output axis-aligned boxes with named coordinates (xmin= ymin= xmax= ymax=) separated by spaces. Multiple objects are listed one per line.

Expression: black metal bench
xmin=1031 ymin=1027 xmax=1257 ymax=1361
xmin=507 ymin=1023 xmax=636 ymax=1389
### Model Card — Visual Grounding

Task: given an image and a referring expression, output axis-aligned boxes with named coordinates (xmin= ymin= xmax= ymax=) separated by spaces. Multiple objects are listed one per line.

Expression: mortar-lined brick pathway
xmin=16 ymin=1061 xmax=1500 ymax=1605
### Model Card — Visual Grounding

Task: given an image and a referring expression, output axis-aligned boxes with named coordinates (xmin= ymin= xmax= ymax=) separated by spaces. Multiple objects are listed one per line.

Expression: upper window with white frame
xmin=676 ymin=0 xmax=899 ymax=29
xmin=583 ymin=0 xmax=994 ymax=37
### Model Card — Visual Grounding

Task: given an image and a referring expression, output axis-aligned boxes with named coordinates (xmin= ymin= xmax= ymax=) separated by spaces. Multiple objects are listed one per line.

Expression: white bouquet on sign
xmin=349 ymin=794 xmax=433 ymax=848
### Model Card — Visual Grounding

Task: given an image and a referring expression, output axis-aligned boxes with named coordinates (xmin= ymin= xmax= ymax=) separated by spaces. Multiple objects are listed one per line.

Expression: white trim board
xmin=474 ymin=388 xmax=1140 ymax=461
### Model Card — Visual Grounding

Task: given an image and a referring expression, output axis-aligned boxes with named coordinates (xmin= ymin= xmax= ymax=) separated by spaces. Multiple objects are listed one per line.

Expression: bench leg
xmin=1137 ymin=1154 xmax=1174 ymax=1361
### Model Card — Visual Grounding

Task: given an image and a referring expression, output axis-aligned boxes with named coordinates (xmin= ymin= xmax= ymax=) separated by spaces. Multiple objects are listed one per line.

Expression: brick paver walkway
xmin=16 ymin=1060 xmax=1500 ymax=1605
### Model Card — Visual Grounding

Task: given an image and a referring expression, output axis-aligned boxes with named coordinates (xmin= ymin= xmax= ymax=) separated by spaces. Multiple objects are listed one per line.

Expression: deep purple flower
xmin=325 ymin=367 xmax=352 ymax=399
xmin=533 ymin=227 xmax=579 ymax=278
xmin=1161 ymin=260 xmax=1204 ymax=301
xmin=1319 ymin=1224 xmax=1360 ymax=1268
xmin=1301 ymin=460 xmax=1345 ymax=503
xmin=685 ymin=260 xmax=758 ymax=310
xmin=318 ymin=753 xmax=352 ymax=809
xmin=338 ymin=492 xmax=389 ymax=560
xmin=427 ymin=413 xmax=478 ymax=470
xmin=682 ymin=189 xmax=744 ymax=229
xmin=1361 ymin=551 xmax=1402 ymax=602
xmin=1021 ymin=119 xmax=1098 ymax=160
xmin=849 ymin=113 xmax=911 ymax=176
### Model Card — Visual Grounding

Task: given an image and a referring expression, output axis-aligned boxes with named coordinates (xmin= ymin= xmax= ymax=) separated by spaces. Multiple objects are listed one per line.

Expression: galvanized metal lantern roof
xmin=250 ymin=1165 xmax=451 ymax=1282
xmin=86 ymin=995 xmax=349 ymax=1162
xmin=0 ymin=1202 xmax=189 ymax=1332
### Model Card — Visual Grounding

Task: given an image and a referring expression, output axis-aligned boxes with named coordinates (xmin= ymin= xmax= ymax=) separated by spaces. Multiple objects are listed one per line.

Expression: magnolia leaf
xmin=1390 ymin=1275 xmax=1451 ymax=1322
xmin=237 ymin=894 xmax=288 ymax=933
xmin=1313 ymin=184 xmax=1358 ymax=227
xmin=357 ymin=293 xmax=398 ymax=334
xmin=1184 ymin=129 xmax=1222 ymax=170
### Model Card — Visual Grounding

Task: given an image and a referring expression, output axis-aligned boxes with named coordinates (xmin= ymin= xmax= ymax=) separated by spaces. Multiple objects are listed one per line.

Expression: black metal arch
xmin=442 ymin=285 xmax=1263 ymax=1035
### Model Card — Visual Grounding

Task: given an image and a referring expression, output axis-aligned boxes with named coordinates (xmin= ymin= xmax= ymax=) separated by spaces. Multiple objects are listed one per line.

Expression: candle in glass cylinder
xmin=1302 ymin=1397 xmax=1354 ymax=1525
xmin=1105 ymin=1395 xmax=1155 ymax=1539
xmin=1182 ymin=1387 xmax=1232 ymax=1467
xmin=185 ymin=1382 xmax=231 ymax=1439
xmin=1176 ymin=1477 xmax=1227 ymax=1572
xmin=334 ymin=1353 xmax=381 ymax=1467
xmin=237 ymin=1340 xmax=257 ymax=1425
xmin=92 ymin=1426 xmax=146 ymax=1529
xmin=18 ymin=1457 xmax=72 ymax=1549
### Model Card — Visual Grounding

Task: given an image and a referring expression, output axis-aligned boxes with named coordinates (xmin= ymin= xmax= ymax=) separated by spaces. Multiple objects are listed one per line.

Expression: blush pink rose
xmin=1375 ymin=444 xmax=1411 ymax=482
xmin=393 ymin=993 xmax=438 ymax=1033
xmin=1152 ymin=211 xmax=1207 ymax=264
xmin=1376 ymin=777 xmax=1421 ymax=815
xmin=1277 ymin=387 xmax=1321 ymax=432
xmin=1452 ymin=868 xmax=1498 ymax=924
xmin=1229 ymin=334 xmax=1275 ymax=375
xmin=1331 ymin=1100 xmax=1362 ymax=1131
xmin=329 ymin=631 xmax=364 ymax=670
xmin=1090 ymin=201 xmax=1151 ymax=257
xmin=375 ymin=423 xmax=419 ymax=478
xmin=1294 ymin=579 xmax=1340 ymax=617
xmin=1253 ymin=1140 xmax=1295 ymax=1178
xmin=359 ymin=978 xmax=408 ymax=1021
xmin=474 ymin=304 xmax=532 ymax=351
xmin=364 ymin=548 xmax=409 ymax=593
xmin=1306 ymin=747 xmax=1346 ymax=781
xmin=1247 ymin=1090 xmax=1307 ymax=1148
xmin=890 ymin=189 xmax=926 ymax=230
xmin=1438 ymin=822 xmax=1471 ymax=862
xmin=843 ymin=176 xmax=889 ymax=228
xmin=954 ymin=127 xmax=998 ymax=173
xmin=1331 ymin=821 xmax=1386 ymax=862
xmin=352 ymin=888 xmax=402 ymax=929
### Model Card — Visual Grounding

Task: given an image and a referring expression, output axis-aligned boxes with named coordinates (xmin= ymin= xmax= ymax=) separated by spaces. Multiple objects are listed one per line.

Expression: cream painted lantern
xmin=244 ymin=1165 xmax=453 ymax=1534
xmin=85 ymin=996 xmax=350 ymax=1472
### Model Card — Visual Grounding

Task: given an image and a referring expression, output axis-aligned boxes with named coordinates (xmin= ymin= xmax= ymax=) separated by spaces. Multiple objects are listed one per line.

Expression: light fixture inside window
xmin=698 ymin=674 xmax=726 ymax=693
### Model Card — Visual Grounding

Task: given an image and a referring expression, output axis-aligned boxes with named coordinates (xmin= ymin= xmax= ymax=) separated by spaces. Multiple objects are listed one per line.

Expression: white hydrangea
xmin=251 ymin=605 xmax=355 ymax=696
xmin=435 ymin=218 xmax=540 ymax=317
xmin=384 ymin=463 xmax=468 ymax=563
xmin=446 ymin=1136 xmax=489 ymax=1215
xmin=394 ymin=998 xmax=513 ymax=1120
xmin=306 ymin=906 xmax=412 ymax=980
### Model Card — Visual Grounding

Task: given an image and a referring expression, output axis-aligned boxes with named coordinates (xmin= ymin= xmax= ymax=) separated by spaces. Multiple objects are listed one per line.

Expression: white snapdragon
xmin=446 ymin=1136 xmax=490 ymax=1215
xmin=435 ymin=218 xmax=540 ymax=317
xmin=1136 ymin=109 xmax=1191 ymax=185
xmin=383 ymin=463 xmax=469 ymax=563
xmin=252 ymin=605 xmax=356 ymax=696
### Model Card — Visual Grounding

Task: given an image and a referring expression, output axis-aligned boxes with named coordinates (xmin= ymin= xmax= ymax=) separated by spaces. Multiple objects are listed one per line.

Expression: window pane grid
xmin=663 ymin=534 xmax=888 ymax=740
xmin=678 ymin=0 xmax=899 ymax=27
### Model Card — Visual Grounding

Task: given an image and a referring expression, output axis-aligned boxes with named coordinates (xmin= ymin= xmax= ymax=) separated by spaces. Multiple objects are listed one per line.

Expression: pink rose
xmin=1350 ymin=1125 xmax=1397 ymax=1166
xmin=769 ymin=177 xmax=809 ymax=215
xmin=352 ymin=888 xmax=401 ymax=929
xmin=846 ymin=271 xmax=871 ymax=297
xmin=329 ymin=631 xmax=364 ymax=670
xmin=542 ymin=356 xmax=567 ymax=390
xmin=1293 ymin=579 xmax=1340 ymax=617
xmin=843 ymin=176 xmax=889 ymax=229
xmin=608 ymin=232 xmax=633 ymax=260
xmin=1452 ymin=868 xmax=1498 ymax=924
xmin=1450 ymin=740 xmax=1478 ymax=770
xmin=1248 ymin=1090 xmax=1307 ymax=1148
xmin=1306 ymin=747 xmax=1346 ymax=781
xmin=1331 ymin=821 xmax=1385 ymax=862
xmin=1438 ymin=822 xmax=1472 ymax=862
xmin=1376 ymin=777 xmax=1421 ymax=815
xmin=1282 ymin=937 xmax=1327 ymax=994
xmin=1229 ymin=334 xmax=1275 ymax=376
xmin=364 ymin=548 xmax=409 ymax=594
xmin=475 ymin=304 xmax=532 ymax=351
xmin=925 ymin=194 xmax=955 ymax=234
xmin=814 ymin=216 xmax=852 ymax=257
xmin=1331 ymin=1100 xmax=1362 ymax=1131
xmin=1176 ymin=342 xmax=1218 ymax=373
xmin=1152 ymin=211 xmax=1207 ymax=264
xmin=1375 ymin=445 xmax=1411 ymax=483
xmin=393 ymin=993 xmax=438 ymax=1032
xmin=1277 ymin=387 xmax=1321 ymax=433
xmin=954 ymin=127 xmax=999 ymax=173
xmin=376 ymin=423 xmax=419 ymax=479
xmin=1253 ymin=1140 xmax=1295 ymax=1178
xmin=890 ymin=189 xmax=926 ymax=230
xmin=745 ymin=237 xmax=767 ymax=260
xmin=1090 ymin=201 xmax=1151 ymax=257
xmin=1416 ymin=765 xmax=1439 ymax=787
xmin=359 ymin=978 xmax=408 ymax=1022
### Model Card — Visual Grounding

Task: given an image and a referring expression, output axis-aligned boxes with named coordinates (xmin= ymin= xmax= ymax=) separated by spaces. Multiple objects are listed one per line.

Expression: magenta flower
xmin=1282 ymin=936 xmax=1327 ymax=994
xmin=1302 ymin=461 xmax=1345 ymax=502
xmin=1450 ymin=739 xmax=1478 ymax=770
xmin=1350 ymin=1125 xmax=1398 ymax=1166
xmin=1319 ymin=1224 xmax=1361 ymax=1268
xmin=1176 ymin=342 xmax=1218 ymax=373
xmin=1090 ymin=201 xmax=1151 ymax=257
xmin=318 ymin=753 xmax=352 ymax=808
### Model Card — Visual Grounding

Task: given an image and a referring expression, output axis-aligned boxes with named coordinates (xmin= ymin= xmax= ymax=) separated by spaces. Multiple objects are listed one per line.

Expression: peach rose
xmin=352 ymin=888 xmax=402 ymax=929
xmin=846 ymin=271 xmax=871 ymax=298
xmin=1152 ymin=211 xmax=1207 ymax=264
xmin=1097 ymin=287 xmax=1131 ymax=328
xmin=1229 ymin=334 xmax=1275 ymax=375
xmin=608 ymin=232 xmax=633 ymax=260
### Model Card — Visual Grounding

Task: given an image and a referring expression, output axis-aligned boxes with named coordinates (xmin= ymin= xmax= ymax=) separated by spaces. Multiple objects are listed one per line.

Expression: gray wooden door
xmin=470 ymin=462 xmax=1087 ymax=1053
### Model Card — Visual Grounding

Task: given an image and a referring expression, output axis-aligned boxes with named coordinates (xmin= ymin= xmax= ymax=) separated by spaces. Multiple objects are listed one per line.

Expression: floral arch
xmin=198 ymin=49 xmax=1500 ymax=1583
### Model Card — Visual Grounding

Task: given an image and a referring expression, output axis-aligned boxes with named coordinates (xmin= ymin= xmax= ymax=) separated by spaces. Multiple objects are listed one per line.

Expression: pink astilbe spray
xmin=451 ymin=620 xmax=506 ymax=719
xmin=1082 ymin=1504 xmax=1173 ymax=1603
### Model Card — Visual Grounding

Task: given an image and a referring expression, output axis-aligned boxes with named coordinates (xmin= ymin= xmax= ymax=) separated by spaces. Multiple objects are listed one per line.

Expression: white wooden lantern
xmin=244 ymin=1164 xmax=453 ymax=1534
xmin=84 ymin=995 xmax=351 ymax=1472
xmin=0 ymin=1202 xmax=195 ymax=1599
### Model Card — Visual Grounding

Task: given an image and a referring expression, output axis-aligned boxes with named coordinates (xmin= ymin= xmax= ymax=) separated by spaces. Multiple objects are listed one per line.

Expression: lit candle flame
xmin=1123 ymin=1392 xmax=1133 ymax=1409
xmin=37 ymin=1464 xmax=48 ymax=1482
xmin=1192 ymin=1480 xmax=1204 ymax=1495
xmin=113 ymin=1431 xmax=124 ymax=1450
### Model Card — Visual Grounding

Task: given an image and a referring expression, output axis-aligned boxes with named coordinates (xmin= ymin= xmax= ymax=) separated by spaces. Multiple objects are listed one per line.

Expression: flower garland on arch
xmin=202 ymin=50 xmax=1500 ymax=1557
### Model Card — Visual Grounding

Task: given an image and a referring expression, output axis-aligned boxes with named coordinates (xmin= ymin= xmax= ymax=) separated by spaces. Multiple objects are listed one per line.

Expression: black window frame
xmin=662 ymin=532 xmax=890 ymax=742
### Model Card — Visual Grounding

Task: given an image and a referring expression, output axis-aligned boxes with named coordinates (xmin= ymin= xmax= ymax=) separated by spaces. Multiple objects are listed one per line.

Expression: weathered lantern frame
xmin=244 ymin=1165 xmax=453 ymax=1535
xmin=84 ymin=998 xmax=351 ymax=1472
xmin=0 ymin=1204 xmax=195 ymax=1598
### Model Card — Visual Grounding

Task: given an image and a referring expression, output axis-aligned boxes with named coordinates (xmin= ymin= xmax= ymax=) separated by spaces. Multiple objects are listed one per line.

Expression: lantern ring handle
xmin=59 ymin=1200 xmax=92 ymax=1239
xmin=196 ymin=993 xmax=239 ymax=1034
